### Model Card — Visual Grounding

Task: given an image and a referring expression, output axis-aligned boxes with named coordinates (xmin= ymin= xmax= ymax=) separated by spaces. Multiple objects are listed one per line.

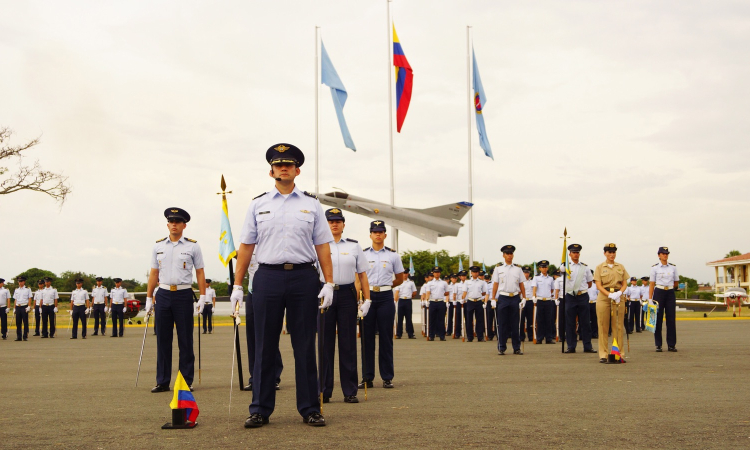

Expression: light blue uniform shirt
xmin=522 ymin=278 xmax=533 ymax=299
xmin=560 ymin=262 xmax=593 ymax=293
xmin=321 ymin=237 xmax=368 ymax=285
xmin=363 ymin=246 xmax=405 ymax=287
xmin=110 ymin=287 xmax=129 ymax=304
xmin=13 ymin=287 xmax=32 ymax=306
xmin=425 ymin=279 xmax=450 ymax=300
xmin=71 ymin=288 xmax=90 ymax=306
xmin=650 ymin=263 xmax=679 ymax=286
xmin=624 ymin=285 xmax=641 ymax=300
xmin=531 ymin=275 xmax=555 ymax=298
xmin=463 ymin=278 xmax=488 ymax=299
xmin=151 ymin=236 xmax=205 ymax=286
xmin=640 ymin=285 xmax=650 ymax=300
xmin=396 ymin=279 xmax=417 ymax=298
xmin=92 ymin=286 xmax=108 ymax=304
xmin=239 ymin=185 xmax=333 ymax=264
xmin=0 ymin=288 xmax=9 ymax=307
xmin=42 ymin=287 xmax=59 ymax=305
xmin=492 ymin=263 xmax=524 ymax=297
xmin=588 ymin=283 xmax=599 ymax=303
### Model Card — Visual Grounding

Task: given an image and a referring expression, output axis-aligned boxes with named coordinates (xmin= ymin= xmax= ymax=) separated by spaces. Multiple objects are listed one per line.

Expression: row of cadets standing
xmin=491 ymin=245 xmax=526 ymax=355
xmin=394 ymin=273 xmax=417 ymax=339
xmin=321 ymin=207 xmax=369 ymax=403
xmin=531 ymin=261 xmax=556 ymax=344
xmin=425 ymin=267 xmax=449 ymax=341
xmin=559 ymin=244 xmax=597 ymax=354
xmin=462 ymin=266 xmax=487 ymax=342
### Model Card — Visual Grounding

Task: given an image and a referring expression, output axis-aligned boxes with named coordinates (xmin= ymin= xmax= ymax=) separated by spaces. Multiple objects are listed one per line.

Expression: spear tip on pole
xmin=221 ymin=175 xmax=226 ymax=192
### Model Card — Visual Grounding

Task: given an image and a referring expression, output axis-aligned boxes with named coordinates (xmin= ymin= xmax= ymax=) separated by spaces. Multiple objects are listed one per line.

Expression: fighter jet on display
xmin=314 ymin=190 xmax=472 ymax=244
xmin=676 ymin=287 xmax=749 ymax=317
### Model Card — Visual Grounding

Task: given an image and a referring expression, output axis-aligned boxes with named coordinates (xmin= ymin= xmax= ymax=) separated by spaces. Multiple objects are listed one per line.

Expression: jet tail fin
xmin=411 ymin=201 xmax=473 ymax=221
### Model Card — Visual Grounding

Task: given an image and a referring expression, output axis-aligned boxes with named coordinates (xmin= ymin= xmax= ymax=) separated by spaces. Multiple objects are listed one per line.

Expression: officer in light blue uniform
xmin=531 ymin=261 xmax=556 ymax=344
xmin=649 ymin=246 xmax=679 ymax=352
xmin=560 ymin=244 xmax=596 ymax=354
xmin=491 ymin=245 xmax=526 ymax=355
xmin=425 ymin=267 xmax=450 ymax=341
xmin=33 ymin=280 xmax=43 ymax=336
xmin=519 ymin=267 xmax=534 ymax=342
xmin=394 ymin=274 xmax=417 ymax=339
xmin=40 ymin=277 xmax=58 ymax=338
xmin=483 ymin=273 xmax=495 ymax=340
xmin=231 ymin=143 xmax=334 ymax=428
xmin=12 ymin=277 xmax=33 ymax=341
xmin=0 ymin=279 xmax=9 ymax=340
xmin=360 ymin=220 xmax=405 ymax=389
xmin=69 ymin=278 xmax=90 ymax=339
xmin=91 ymin=277 xmax=108 ymax=336
xmin=109 ymin=279 xmax=128 ymax=337
xmin=321 ymin=208 xmax=370 ymax=403
xmin=462 ymin=266 xmax=487 ymax=342
xmin=146 ymin=207 xmax=206 ymax=393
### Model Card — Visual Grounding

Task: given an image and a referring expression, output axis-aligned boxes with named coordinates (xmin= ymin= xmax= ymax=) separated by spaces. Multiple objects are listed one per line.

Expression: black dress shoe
xmin=189 ymin=385 xmax=194 ymax=392
xmin=439 ymin=337 xmax=446 ymax=341
xmin=668 ymin=347 xmax=677 ymax=352
xmin=599 ymin=358 xmax=607 ymax=363
xmin=92 ymin=333 xmax=98 ymax=336
xmin=564 ymin=348 xmax=576 ymax=353
xmin=303 ymin=412 xmax=326 ymax=426
xmin=70 ymin=337 xmax=77 ymax=340
xmin=427 ymin=337 xmax=434 ymax=341
xmin=23 ymin=338 xmax=28 ymax=341
xmin=244 ymin=381 xmax=253 ymax=391
xmin=202 ymin=331 xmax=206 ymax=334
xmin=408 ymin=336 xmax=416 ymax=339
xmin=383 ymin=380 xmax=394 ymax=389
xmin=344 ymin=395 xmax=359 ymax=403
xmin=656 ymin=346 xmax=662 ymax=352
xmin=82 ymin=336 xmax=86 ymax=339
xmin=244 ymin=413 xmax=268 ymax=428
xmin=545 ymin=340 xmax=554 ymax=344
xmin=14 ymin=339 xmax=21 ymax=341
xmin=636 ymin=330 xmax=642 ymax=333
xmin=322 ymin=396 xmax=330 ymax=403
xmin=584 ymin=349 xmax=597 ymax=354
xmin=395 ymin=336 xmax=401 ymax=339
xmin=498 ymin=350 xmax=505 ymax=355
xmin=513 ymin=350 xmax=523 ymax=355
xmin=275 ymin=383 xmax=280 ymax=390
xmin=151 ymin=384 xmax=170 ymax=393
xmin=357 ymin=380 xmax=373 ymax=389
xmin=110 ymin=335 xmax=117 ymax=338
xmin=33 ymin=333 xmax=40 ymax=336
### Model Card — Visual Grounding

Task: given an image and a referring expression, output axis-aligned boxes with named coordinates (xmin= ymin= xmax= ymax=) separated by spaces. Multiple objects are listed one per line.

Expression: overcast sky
xmin=2 ymin=0 xmax=748 ymax=284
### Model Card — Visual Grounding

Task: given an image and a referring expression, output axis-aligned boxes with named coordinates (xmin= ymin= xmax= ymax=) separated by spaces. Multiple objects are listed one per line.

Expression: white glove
xmin=519 ymin=299 xmax=526 ymax=309
xmin=69 ymin=310 xmax=73 ymax=316
xmin=230 ymin=286 xmax=244 ymax=314
xmin=26 ymin=306 xmax=30 ymax=312
xmin=197 ymin=295 xmax=205 ymax=314
xmin=145 ymin=297 xmax=153 ymax=315
xmin=54 ymin=307 xmax=58 ymax=313
xmin=104 ymin=307 xmax=109 ymax=314
xmin=360 ymin=299 xmax=372 ymax=317
xmin=318 ymin=283 xmax=334 ymax=310
xmin=555 ymin=299 xmax=560 ymax=306
xmin=193 ymin=304 xmax=200 ymax=316
xmin=532 ymin=297 xmax=537 ymax=304
xmin=648 ymin=299 xmax=655 ymax=306
xmin=123 ymin=306 xmax=127 ymax=313
xmin=491 ymin=300 xmax=497 ymax=308
xmin=482 ymin=302 xmax=487 ymax=309
xmin=85 ymin=308 xmax=91 ymax=315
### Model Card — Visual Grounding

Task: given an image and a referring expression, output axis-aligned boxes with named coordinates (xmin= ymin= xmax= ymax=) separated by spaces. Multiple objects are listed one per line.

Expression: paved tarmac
xmin=2 ymin=318 xmax=749 ymax=449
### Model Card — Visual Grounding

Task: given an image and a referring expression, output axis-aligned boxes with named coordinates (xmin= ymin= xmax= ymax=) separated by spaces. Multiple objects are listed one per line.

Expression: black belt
xmin=260 ymin=262 xmax=315 ymax=271
xmin=334 ymin=283 xmax=354 ymax=291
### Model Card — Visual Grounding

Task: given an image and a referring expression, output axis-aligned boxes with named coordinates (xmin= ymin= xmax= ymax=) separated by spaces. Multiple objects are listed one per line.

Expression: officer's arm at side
xmin=147 ymin=268 xmax=159 ymax=299
xmin=233 ymin=243 xmax=257 ymax=287
xmin=314 ymin=243 xmax=333 ymax=284
xmin=195 ymin=268 xmax=206 ymax=296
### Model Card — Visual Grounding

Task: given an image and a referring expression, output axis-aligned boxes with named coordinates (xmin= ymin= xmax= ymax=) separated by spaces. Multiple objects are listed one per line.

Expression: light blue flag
xmin=321 ymin=40 xmax=356 ymax=151
xmin=472 ymin=48 xmax=493 ymax=160
xmin=435 ymin=256 xmax=439 ymax=268
xmin=458 ymin=259 xmax=464 ymax=272
xmin=482 ymin=261 xmax=486 ymax=273
xmin=533 ymin=261 xmax=537 ymax=276
xmin=219 ymin=196 xmax=237 ymax=267
xmin=409 ymin=256 xmax=415 ymax=276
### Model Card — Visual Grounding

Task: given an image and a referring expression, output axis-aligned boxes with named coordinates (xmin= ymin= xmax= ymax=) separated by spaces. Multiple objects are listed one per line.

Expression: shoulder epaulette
xmin=185 ymin=238 xmax=197 ymax=243
xmin=363 ymin=247 xmax=371 ymax=251
xmin=345 ymin=238 xmax=358 ymax=243
xmin=156 ymin=237 xmax=167 ymax=243
xmin=669 ymin=263 xmax=676 ymax=266
xmin=384 ymin=246 xmax=394 ymax=252
xmin=512 ymin=263 xmax=518 ymax=267
xmin=582 ymin=262 xmax=587 ymax=266
xmin=253 ymin=192 xmax=268 ymax=200
xmin=303 ymin=191 xmax=317 ymax=199
xmin=652 ymin=263 xmax=658 ymax=267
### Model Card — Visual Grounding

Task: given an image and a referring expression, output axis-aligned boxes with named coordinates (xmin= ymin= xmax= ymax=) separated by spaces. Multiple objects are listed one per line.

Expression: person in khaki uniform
xmin=593 ymin=243 xmax=629 ymax=363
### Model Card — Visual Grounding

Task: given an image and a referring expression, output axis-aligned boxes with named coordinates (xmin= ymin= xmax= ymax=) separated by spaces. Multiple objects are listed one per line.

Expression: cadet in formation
xmin=109 ymin=278 xmax=128 ymax=337
xmin=321 ymin=208 xmax=369 ymax=403
xmin=91 ymin=277 xmax=108 ymax=336
xmin=41 ymin=277 xmax=58 ymax=339
xmin=33 ymin=279 xmax=43 ymax=336
xmin=394 ymin=273 xmax=417 ymax=339
xmin=650 ymin=247 xmax=679 ymax=352
xmin=531 ymin=261 xmax=556 ymax=344
xmin=419 ymin=273 xmax=432 ymax=336
xmin=425 ymin=267 xmax=449 ymax=341
xmin=491 ymin=245 xmax=526 ymax=355
xmin=147 ymin=207 xmax=206 ymax=393
xmin=587 ymin=276 xmax=599 ymax=339
xmin=232 ymin=144 xmax=333 ymax=428
xmin=593 ymin=243 xmax=630 ymax=363
xmin=462 ymin=266 xmax=487 ymax=342
xmin=69 ymin=278 xmax=90 ymax=339
xmin=0 ymin=279 xmax=9 ymax=340
xmin=519 ymin=267 xmax=534 ymax=342
xmin=446 ymin=273 xmax=457 ymax=337
xmin=624 ymin=277 xmax=641 ymax=334
xmin=202 ymin=279 xmax=216 ymax=334
xmin=483 ymin=273 xmax=495 ymax=340
xmin=639 ymin=276 xmax=649 ymax=331
xmin=12 ymin=277 xmax=32 ymax=341
xmin=560 ymin=244 xmax=596 ymax=354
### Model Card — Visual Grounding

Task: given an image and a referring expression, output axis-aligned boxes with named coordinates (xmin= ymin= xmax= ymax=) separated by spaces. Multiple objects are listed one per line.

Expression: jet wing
xmin=386 ymin=218 xmax=441 ymax=244
xmin=676 ymin=300 xmax=727 ymax=307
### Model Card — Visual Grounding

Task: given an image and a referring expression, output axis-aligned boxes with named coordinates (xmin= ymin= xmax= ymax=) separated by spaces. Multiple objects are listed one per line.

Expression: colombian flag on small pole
xmin=393 ymin=23 xmax=413 ymax=133
xmin=611 ymin=338 xmax=622 ymax=362
xmin=170 ymin=371 xmax=199 ymax=425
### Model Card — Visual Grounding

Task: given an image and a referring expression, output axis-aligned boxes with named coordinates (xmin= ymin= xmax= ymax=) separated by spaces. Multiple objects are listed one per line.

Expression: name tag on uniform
xmin=258 ymin=211 xmax=270 ymax=215
xmin=341 ymin=252 xmax=349 ymax=255
xmin=300 ymin=210 xmax=310 ymax=214
xmin=156 ymin=252 xmax=163 ymax=255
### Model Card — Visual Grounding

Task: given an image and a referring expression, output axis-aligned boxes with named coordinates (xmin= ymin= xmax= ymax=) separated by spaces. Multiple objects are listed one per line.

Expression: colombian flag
xmin=393 ymin=23 xmax=413 ymax=133
xmin=170 ymin=371 xmax=199 ymax=424
xmin=611 ymin=338 xmax=621 ymax=361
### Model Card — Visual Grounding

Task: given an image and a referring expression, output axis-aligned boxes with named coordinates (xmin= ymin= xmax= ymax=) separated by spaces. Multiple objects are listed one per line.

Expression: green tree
xmin=14 ymin=268 xmax=56 ymax=288
xmin=725 ymin=250 xmax=742 ymax=258
xmin=679 ymin=275 xmax=698 ymax=290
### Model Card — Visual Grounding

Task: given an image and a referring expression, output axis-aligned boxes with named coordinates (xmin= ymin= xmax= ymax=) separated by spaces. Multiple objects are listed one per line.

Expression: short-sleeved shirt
xmin=325 ymin=237 xmax=368 ymax=285
xmin=640 ymin=285 xmax=650 ymax=300
xmin=396 ymin=279 xmax=417 ymax=298
xmin=34 ymin=290 xmax=44 ymax=305
xmin=425 ymin=279 xmax=450 ymax=300
xmin=553 ymin=278 xmax=563 ymax=298
xmin=532 ymin=275 xmax=555 ymax=298
xmin=42 ymin=286 xmax=59 ymax=305
xmin=560 ymin=262 xmax=593 ymax=293
xmin=70 ymin=288 xmax=90 ymax=306
xmin=624 ymin=285 xmax=641 ymax=300
xmin=522 ymin=278 xmax=533 ymax=299
xmin=363 ymin=246 xmax=405 ymax=287
xmin=587 ymin=283 xmax=599 ymax=302
xmin=464 ymin=278 xmax=488 ymax=299
xmin=91 ymin=286 xmax=108 ymax=304
xmin=454 ymin=282 xmax=466 ymax=301
xmin=0 ymin=288 xmax=9 ymax=307
xmin=419 ymin=285 xmax=427 ymax=296
xmin=110 ymin=287 xmax=128 ymax=304
xmin=13 ymin=287 xmax=32 ymax=306
xmin=152 ymin=236 xmax=205 ymax=286
xmin=593 ymin=261 xmax=630 ymax=300
xmin=239 ymin=186 xmax=333 ymax=264
xmin=492 ymin=264 xmax=524 ymax=297
xmin=650 ymin=263 xmax=679 ymax=286
xmin=205 ymin=287 xmax=216 ymax=304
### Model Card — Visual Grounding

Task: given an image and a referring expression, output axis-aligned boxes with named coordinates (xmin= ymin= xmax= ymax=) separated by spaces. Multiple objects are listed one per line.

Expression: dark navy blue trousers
xmin=155 ymin=289 xmax=194 ymax=386
xmin=1 ymin=307 xmax=7 ymax=338
xmin=321 ymin=284 xmax=358 ymax=397
xmin=71 ymin=305 xmax=87 ymax=338
xmin=34 ymin=305 xmax=41 ymax=334
xmin=201 ymin=304 xmax=213 ymax=332
xmin=496 ymin=295 xmax=521 ymax=352
xmin=626 ymin=300 xmax=641 ymax=332
xmin=464 ymin=301 xmax=485 ymax=341
xmin=654 ymin=289 xmax=676 ymax=348
xmin=250 ymin=266 xmax=319 ymax=418
xmin=396 ymin=298 xmax=414 ymax=338
xmin=519 ymin=301 xmax=535 ymax=341
xmin=363 ymin=290 xmax=395 ymax=382
xmin=589 ymin=302 xmax=598 ymax=338
xmin=428 ymin=301 xmax=446 ymax=339
xmin=485 ymin=304 xmax=496 ymax=339
xmin=92 ymin=304 xmax=106 ymax=334
xmin=111 ymin=304 xmax=124 ymax=337
xmin=565 ymin=293 xmax=592 ymax=350
xmin=536 ymin=301 xmax=556 ymax=342
xmin=41 ymin=305 xmax=55 ymax=337
xmin=15 ymin=306 xmax=29 ymax=340
xmin=245 ymin=292 xmax=283 ymax=384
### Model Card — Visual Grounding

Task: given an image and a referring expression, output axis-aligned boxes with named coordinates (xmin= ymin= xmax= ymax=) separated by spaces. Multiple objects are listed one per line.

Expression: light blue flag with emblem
xmin=458 ymin=259 xmax=464 ymax=272
xmin=219 ymin=196 xmax=237 ymax=267
xmin=472 ymin=47 xmax=493 ymax=160
xmin=409 ymin=256 xmax=415 ymax=276
xmin=321 ymin=40 xmax=356 ymax=151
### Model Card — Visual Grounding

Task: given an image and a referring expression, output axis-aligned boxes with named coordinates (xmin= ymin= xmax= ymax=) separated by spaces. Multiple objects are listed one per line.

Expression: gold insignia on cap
xmin=663 ymin=247 xmax=668 ymax=250
xmin=373 ymin=221 xmax=383 ymax=226
xmin=607 ymin=243 xmax=616 ymax=248
xmin=373 ymin=209 xmax=380 ymax=214
xmin=330 ymin=208 xmax=340 ymax=214
xmin=171 ymin=209 xmax=178 ymax=213
xmin=275 ymin=145 xmax=290 ymax=152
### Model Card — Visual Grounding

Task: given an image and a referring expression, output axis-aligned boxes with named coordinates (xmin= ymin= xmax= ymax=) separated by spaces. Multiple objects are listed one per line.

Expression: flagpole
xmin=386 ymin=0 xmax=397 ymax=251
xmin=467 ymin=25 xmax=473 ymax=266
xmin=315 ymin=25 xmax=320 ymax=194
